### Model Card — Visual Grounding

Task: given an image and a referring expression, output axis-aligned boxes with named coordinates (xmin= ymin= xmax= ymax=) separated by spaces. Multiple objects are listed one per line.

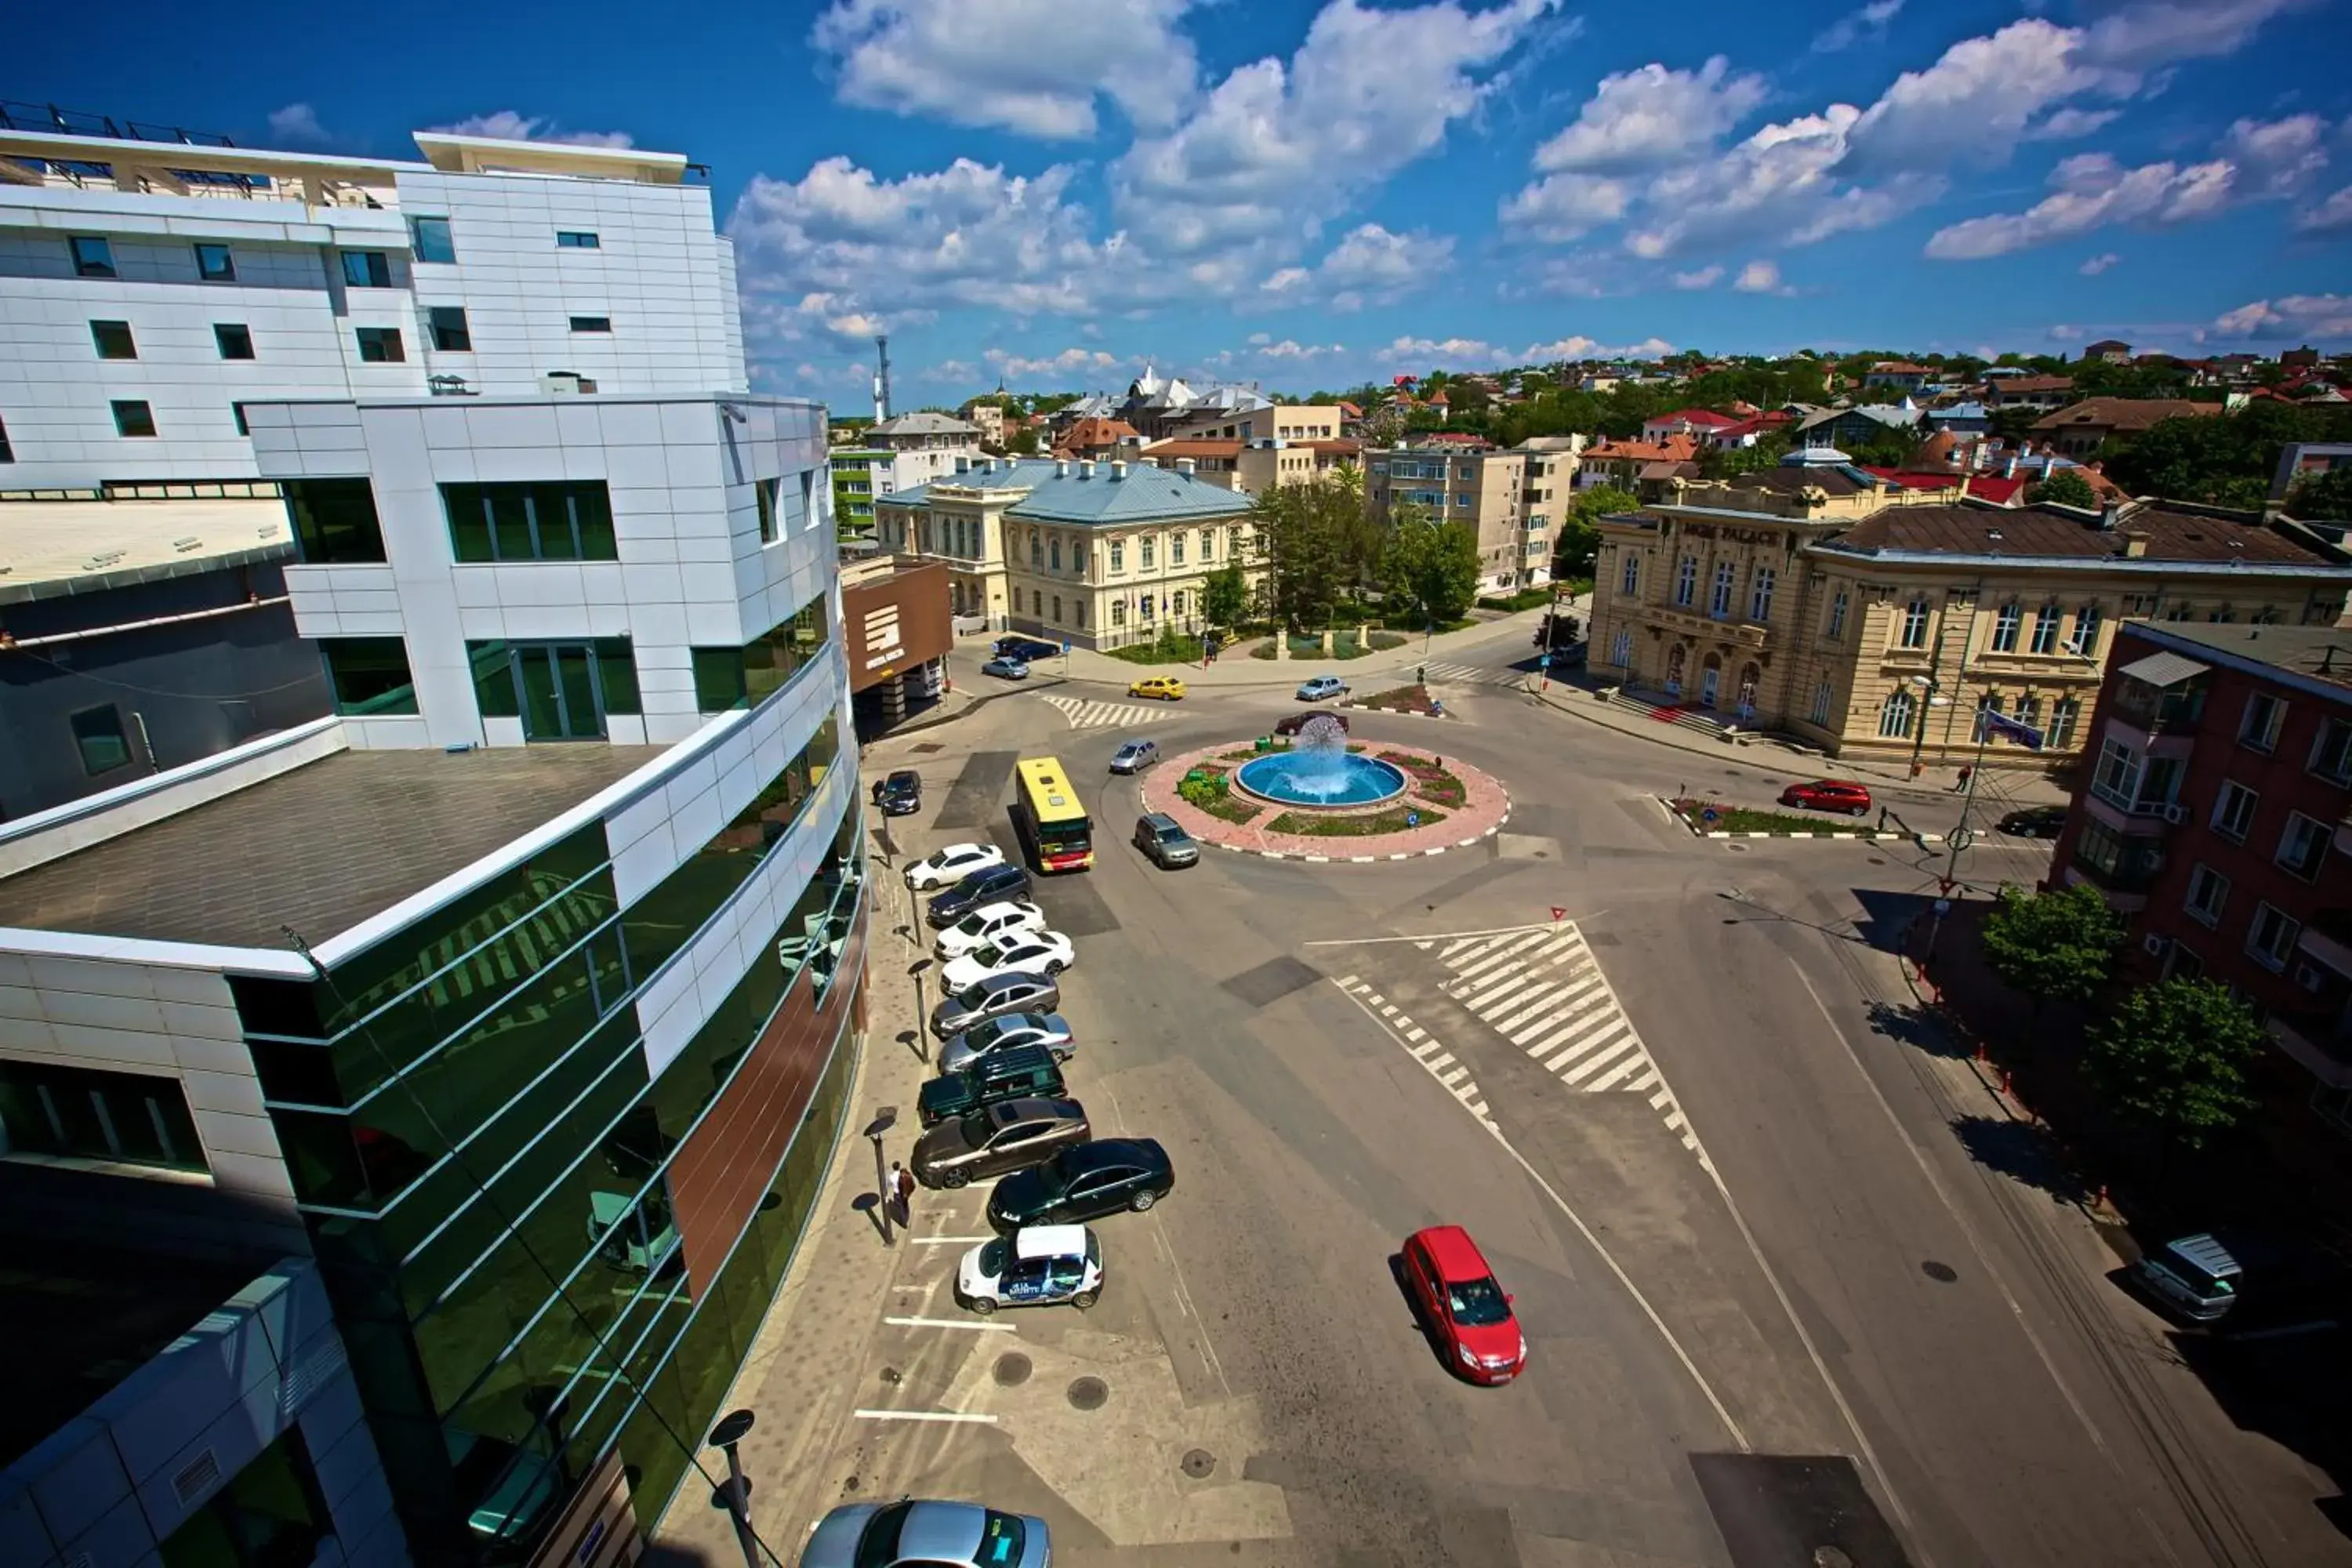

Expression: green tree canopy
xmin=2085 ymin=978 xmax=2267 ymax=1150
xmin=2028 ymin=469 xmax=2098 ymax=508
xmin=1202 ymin=562 xmax=1250 ymax=628
xmin=2286 ymin=465 xmax=2352 ymax=521
xmin=1552 ymin=484 xmax=1639 ymax=582
xmin=1007 ymin=425 xmax=1040 ymax=455
xmin=1980 ymin=882 xmax=2125 ymax=1009
xmin=1382 ymin=507 xmax=1483 ymax=625
xmin=2103 ymin=401 xmax=2352 ymax=509
xmin=1253 ymin=477 xmax=1376 ymax=630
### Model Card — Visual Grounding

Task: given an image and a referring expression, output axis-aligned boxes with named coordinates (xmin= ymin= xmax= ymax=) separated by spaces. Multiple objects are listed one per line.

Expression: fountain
xmin=1232 ymin=715 xmax=1409 ymax=810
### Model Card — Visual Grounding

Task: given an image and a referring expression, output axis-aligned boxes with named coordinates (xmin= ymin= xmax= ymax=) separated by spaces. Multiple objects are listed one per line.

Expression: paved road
xmin=782 ymin=623 xmax=2343 ymax=1567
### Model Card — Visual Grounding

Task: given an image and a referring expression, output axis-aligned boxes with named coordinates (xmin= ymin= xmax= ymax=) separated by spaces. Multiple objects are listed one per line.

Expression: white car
xmin=957 ymin=1224 xmax=1103 ymax=1314
xmin=941 ymin=931 xmax=1076 ymax=993
xmin=902 ymin=842 xmax=1007 ymax=891
xmin=935 ymin=900 xmax=1049 ymax=961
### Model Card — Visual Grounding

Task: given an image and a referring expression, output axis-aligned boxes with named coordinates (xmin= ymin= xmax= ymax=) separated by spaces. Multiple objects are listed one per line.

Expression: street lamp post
xmin=709 ymin=1410 xmax=762 ymax=1568
xmin=863 ymin=1109 xmax=898 ymax=1244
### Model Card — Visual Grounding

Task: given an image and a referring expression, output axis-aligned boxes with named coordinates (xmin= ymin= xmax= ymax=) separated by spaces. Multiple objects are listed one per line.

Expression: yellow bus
xmin=1012 ymin=756 xmax=1094 ymax=872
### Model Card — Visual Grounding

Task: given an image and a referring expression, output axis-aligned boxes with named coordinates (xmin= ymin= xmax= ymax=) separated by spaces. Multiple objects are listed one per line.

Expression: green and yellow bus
xmin=1012 ymin=756 xmax=1093 ymax=872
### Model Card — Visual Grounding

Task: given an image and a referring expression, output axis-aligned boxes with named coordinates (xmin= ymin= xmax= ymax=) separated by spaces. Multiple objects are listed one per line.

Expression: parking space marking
xmin=883 ymin=1315 xmax=1016 ymax=1331
xmin=909 ymin=1235 xmax=991 ymax=1246
xmin=853 ymin=1408 xmax=1001 ymax=1423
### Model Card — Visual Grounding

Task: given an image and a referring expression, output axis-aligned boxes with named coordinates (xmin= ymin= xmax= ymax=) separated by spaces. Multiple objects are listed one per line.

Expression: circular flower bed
xmin=1140 ymin=739 xmax=1510 ymax=861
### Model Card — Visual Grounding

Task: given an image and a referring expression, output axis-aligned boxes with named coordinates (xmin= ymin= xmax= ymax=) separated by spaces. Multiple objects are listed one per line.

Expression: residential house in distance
xmin=1987 ymin=375 xmax=2076 ymax=411
xmin=831 ymin=445 xmax=893 ymax=538
xmin=1794 ymin=402 xmax=1922 ymax=452
xmin=2031 ymin=396 xmax=2216 ymax=458
xmin=1365 ymin=440 xmax=1552 ymax=593
xmin=874 ymin=454 xmax=1258 ymax=646
xmin=2272 ymin=442 xmax=2352 ymax=509
xmin=1161 ymin=402 xmax=1344 ymax=445
xmin=1587 ymin=495 xmax=2352 ymax=769
xmin=1140 ymin=431 xmax=1362 ymax=497
xmin=1864 ymin=361 xmax=1935 ymax=393
xmin=960 ymin=399 xmax=1007 ymax=447
xmin=1056 ymin=417 xmax=1142 ymax=462
xmin=2085 ymin=339 xmax=2134 ymax=364
xmin=1642 ymin=408 xmax=1742 ymax=441
xmin=2046 ymin=619 xmax=2352 ymax=1133
xmin=1923 ymin=401 xmax=1992 ymax=437
xmin=863 ymin=410 xmax=983 ymax=487
xmin=1576 ymin=433 xmax=1700 ymax=493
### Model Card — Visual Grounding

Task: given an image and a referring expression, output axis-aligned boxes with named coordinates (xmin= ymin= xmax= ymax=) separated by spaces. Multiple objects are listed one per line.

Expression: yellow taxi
xmin=1128 ymin=676 xmax=1187 ymax=701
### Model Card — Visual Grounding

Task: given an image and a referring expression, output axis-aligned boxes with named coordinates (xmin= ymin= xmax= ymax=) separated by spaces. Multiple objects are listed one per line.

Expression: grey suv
xmin=1133 ymin=813 xmax=1199 ymax=869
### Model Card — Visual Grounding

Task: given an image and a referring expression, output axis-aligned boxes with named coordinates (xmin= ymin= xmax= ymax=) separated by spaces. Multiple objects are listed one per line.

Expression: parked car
xmin=1998 ymin=804 xmax=2070 ymax=839
xmin=995 ymin=635 xmax=1061 ymax=662
xmin=1402 ymin=1225 xmax=1526 ymax=1385
xmin=1133 ymin=813 xmax=1199 ymax=869
xmin=956 ymin=1224 xmax=1103 ymax=1314
xmin=988 ymin=1137 xmax=1174 ymax=1232
xmin=1295 ymin=675 xmax=1349 ymax=701
xmin=870 ymin=770 xmax=922 ymax=816
xmin=801 ymin=1500 xmax=1049 ymax=1568
xmin=981 ymin=656 xmax=1031 ymax=681
xmin=904 ymin=842 xmax=1008 ymax=891
xmin=1544 ymin=641 xmax=1588 ymax=669
xmin=931 ymin=971 xmax=1062 ymax=1039
xmin=935 ymin=900 xmax=1049 ymax=960
xmin=913 ymin=1097 xmax=1091 ymax=1189
xmin=1273 ymin=710 xmax=1350 ymax=737
xmin=1109 ymin=739 xmax=1161 ymax=775
xmin=927 ymin=863 xmax=1033 ymax=927
xmin=2130 ymin=1232 xmax=2249 ymax=1323
xmin=939 ymin=1011 xmax=1075 ymax=1073
xmin=918 ymin=1043 xmax=1067 ymax=1127
xmin=1778 ymin=779 xmax=1874 ymax=817
xmin=942 ymin=930 xmax=1076 ymax=992
xmin=1129 ymin=676 xmax=1186 ymax=701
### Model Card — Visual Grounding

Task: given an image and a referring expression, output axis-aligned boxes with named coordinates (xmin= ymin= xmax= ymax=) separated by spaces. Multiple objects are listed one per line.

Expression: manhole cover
xmin=910 ymin=742 xmax=946 ymax=754
xmin=1726 ymin=841 xmax=1749 ymax=852
xmin=1922 ymin=1261 xmax=1958 ymax=1283
xmin=1816 ymin=1549 xmax=1853 ymax=1568
xmin=1181 ymin=1449 xmax=1217 ymax=1479
xmin=993 ymin=1352 xmax=1033 ymax=1387
xmin=880 ymin=1366 xmax=902 ymax=1385
xmin=1067 ymin=1376 xmax=1109 ymax=1410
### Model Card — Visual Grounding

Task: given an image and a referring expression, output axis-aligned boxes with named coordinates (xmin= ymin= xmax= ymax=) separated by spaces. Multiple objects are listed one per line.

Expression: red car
xmin=1401 ymin=1225 xmax=1526 ymax=1385
xmin=1779 ymin=779 xmax=1874 ymax=817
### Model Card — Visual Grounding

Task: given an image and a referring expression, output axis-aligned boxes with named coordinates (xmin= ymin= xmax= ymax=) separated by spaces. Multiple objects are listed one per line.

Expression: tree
xmin=2103 ymin=401 xmax=2352 ymax=508
xmin=1254 ymin=477 xmax=1368 ymax=630
xmin=1202 ymin=562 xmax=1250 ymax=629
xmin=1551 ymin=483 xmax=1638 ymax=583
xmin=2028 ymin=469 xmax=2098 ymax=509
xmin=2287 ymin=466 xmax=2352 ymax=521
xmin=2085 ymin=979 xmax=2266 ymax=1151
xmin=1382 ymin=508 xmax=1482 ymax=626
xmin=1007 ymin=426 xmax=1040 ymax=456
xmin=1979 ymin=882 xmax=2125 ymax=1011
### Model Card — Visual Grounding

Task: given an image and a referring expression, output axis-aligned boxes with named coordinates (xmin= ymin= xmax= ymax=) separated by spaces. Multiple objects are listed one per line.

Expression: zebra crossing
xmin=1417 ymin=659 xmax=1534 ymax=688
xmin=1040 ymin=694 xmax=1173 ymax=730
xmin=1329 ymin=976 xmax=1495 ymax=1127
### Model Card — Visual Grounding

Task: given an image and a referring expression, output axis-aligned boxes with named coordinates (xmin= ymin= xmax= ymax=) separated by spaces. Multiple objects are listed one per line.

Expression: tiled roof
xmin=1142 ymin=438 xmax=1243 ymax=458
xmin=1058 ymin=418 xmax=1140 ymax=452
xmin=870 ymin=411 xmax=979 ymax=438
xmin=1820 ymin=502 xmax=2344 ymax=564
xmin=1588 ymin=434 xmax=1700 ymax=462
xmin=2031 ymin=397 xmax=2216 ymax=434
xmin=1994 ymin=375 xmax=2074 ymax=394
xmin=877 ymin=458 xmax=1255 ymax=525
xmin=1650 ymin=408 xmax=1740 ymax=428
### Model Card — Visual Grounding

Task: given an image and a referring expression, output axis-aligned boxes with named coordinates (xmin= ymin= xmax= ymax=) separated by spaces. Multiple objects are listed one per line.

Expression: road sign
xmin=1406 ymin=810 xmax=1421 ymax=828
xmin=1701 ymin=806 xmax=1720 ymax=826
xmin=1550 ymin=906 xmax=1568 ymax=920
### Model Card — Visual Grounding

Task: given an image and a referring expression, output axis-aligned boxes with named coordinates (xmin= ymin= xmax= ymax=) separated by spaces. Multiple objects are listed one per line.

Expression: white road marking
xmin=1040 ymin=695 xmax=1170 ymax=730
xmin=854 ymin=1409 xmax=1000 ymax=1423
xmin=884 ymin=1316 xmax=1016 ymax=1331
xmin=908 ymin=1236 xmax=991 ymax=1246
xmin=1334 ymin=976 xmax=1491 ymax=1123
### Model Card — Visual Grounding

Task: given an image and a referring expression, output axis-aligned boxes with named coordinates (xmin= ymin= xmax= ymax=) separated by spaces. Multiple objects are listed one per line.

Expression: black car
xmin=994 ymin=635 xmax=1061 ymax=663
xmin=927 ymin=862 xmax=1033 ymax=927
xmin=871 ymin=770 xmax=922 ymax=816
xmin=1997 ymin=804 xmax=2070 ymax=838
xmin=919 ymin=1043 xmax=1068 ymax=1127
xmin=987 ymin=1137 xmax=1174 ymax=1232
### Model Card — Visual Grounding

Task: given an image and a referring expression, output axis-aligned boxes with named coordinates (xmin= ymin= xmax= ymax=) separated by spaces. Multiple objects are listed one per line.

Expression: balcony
xmin=1650 ymin=604 xmax=1769 ymax=647
xmin=2270 ymin=1009 xmax=2352 ymax=1091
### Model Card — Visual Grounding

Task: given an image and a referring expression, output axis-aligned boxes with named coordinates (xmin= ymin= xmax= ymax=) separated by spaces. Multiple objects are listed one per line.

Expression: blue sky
xmin=22 ymin=0 xmax=2352 ymax=409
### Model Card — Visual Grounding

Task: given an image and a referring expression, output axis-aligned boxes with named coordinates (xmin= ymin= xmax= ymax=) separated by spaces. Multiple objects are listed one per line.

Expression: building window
xmin=1709 ymin=561 xmax=1734 ymax=619
xmin=1029 ymin=589 xmax=1042 ymax=615
xmin=1201 ymin=528 xmax=1215 ymax=561
xmin=2049 ymin=696 xmax=2081 ymax=750
xmin=2312 ymin=716 xmax=2352 ymax=785
xmin=442 ymin=481 xmax=619 ymax=562
xmin=1621 ymin=552 xmax=1640 ymax=597
xmin=194 ymin=241 xmax=235 ymax=281
xmin=1172 ymin=591 xmax=1186 ymax=616
xmin=1052 ymin=595 xmax=1062 ymax=621
xmin=1141 ymin=594 xmax=1155 ymax=619
xmin=427 ymin=306 xmax=473 ymax=351
xmin=2072 ymin=603 xmax=2101 ymax=655
xmin=285 ymin=478 xmax=387 ymax=564
xmin=111 ymin=400 xmax=157 ymax=437
xmin=1112 ymin=600 xmax=1126 ymax=626
xmin=2016 ymin=695 xmax=2041 ymax=734
xmin=2245 ymin=902 xmax=2300 ymax=972
xmin=1878 ymin=688 xmax=1915 ymax=739
xmin=1172 ymin=535 xmax=1186 ymax=566
xmin=2028 ymin=602 xmax=2061 ymax=655
xmin=2239 ymin=691 xmax=2286 ymax=753
xmin=2210 ymin=779 xmax=2258 ymax=842
xmin=91 ymin=320 xmax=136 ymax=359
xmin=340 ymin=250 xmax=392 ymax=288
xmin=1075 ymin=601 xmax=1086 ymax=626
xmin=408 ymin=215 xmax=456 ymax=263
xmin=232 ymin=403 xmax=249 ymax=437
xmin=1051 ymin=536 xmax=1064 ymax=572
xmin=354 ymin=326 xmax=405 ymax=363
xmin=1810 ymin=678 xmax=1834 ymax=726
xmin=2092 ymin=737 xmax=2144 ymax=809
xmin=1825 ymin=590 xmax=1847 ymax=641
xmin=1029 ymin=533 xmax=1043 ymax=568
xmin=754 ymin=477 xmax=780 ymax=543
xmin=557 ymin=230 xmax=601 ymax=249
xmin=1610 ymin=627 xmax=1632 ymax=667
xmin=1975 ymin=691 xmax=2005 ymax=741
xmin=214 ymin=322 xmax=255 ymax=361
xmin=156 ymin=1427 xmax=332 ymax=1568
xmin=1899 ymin=597 xmax=1929 ymax=648
xmin=69 ymin=235 xmax=116 ymax=277
xmin=1748 ymin=566 xmax=1775 ymax=622
xmin=320 ymin=637 xmax=420 ymax=717
xmin=1142 ymin=539 xmax=1156 ymax=569
xmin=569 ymin=315 xmax=612 ymax=333
xmin=0 ymin=412 xmax=12 ymax=463
xmin=2277 ymin=811 xmax=2329 ymax=880
xmin=2183 ymin=864 xmax=2228 ymax=927
xmin=0 ymin=1059 xmax=205 ymax=1171
xmin=1675 ymin=555 xmax=1697 ymax=607
xmin=69 ymin=704 xmax=132 ymax=775
xmin=1991 ymin=601 xmax=2021 ymax=652
xmin=688 ymin=600 xmax=828 ymax=712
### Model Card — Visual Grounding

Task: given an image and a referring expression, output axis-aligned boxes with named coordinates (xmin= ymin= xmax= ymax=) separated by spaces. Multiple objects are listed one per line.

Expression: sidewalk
xmin=1007 ymin=604 xmax=1558 ymax=691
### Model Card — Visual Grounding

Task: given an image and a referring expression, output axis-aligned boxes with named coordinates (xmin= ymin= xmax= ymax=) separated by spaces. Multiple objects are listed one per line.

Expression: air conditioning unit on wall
xmin=2296 ymin=963 xmax=2327 ymax=994
xmin=2143 ymin=932 xmax=2172 ymax=957
xmin=2161 ymin=803 xmax=2189 ymax=825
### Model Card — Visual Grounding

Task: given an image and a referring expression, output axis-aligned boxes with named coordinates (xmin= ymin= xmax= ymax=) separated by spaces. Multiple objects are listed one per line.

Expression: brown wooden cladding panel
xmin=667 ymin=901 xmax=868 ymax=1291
xmin=842 ymin=561 xmax=953 ymax=693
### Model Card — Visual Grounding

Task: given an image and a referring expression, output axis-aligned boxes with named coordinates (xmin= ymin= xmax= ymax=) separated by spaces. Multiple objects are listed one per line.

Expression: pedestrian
xmin=1417 ymin=663 xmax=1427 ymax=687
xmin=1951 ymin=764 xmax=1973 ymax=793
xmin=889 ymin=1160 xmax=916 ymax=1226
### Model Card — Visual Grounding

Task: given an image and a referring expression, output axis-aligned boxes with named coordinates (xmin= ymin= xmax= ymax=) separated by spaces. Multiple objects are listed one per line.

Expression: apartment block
xmin=1365 ymin=441 xmax=1551 ymax=593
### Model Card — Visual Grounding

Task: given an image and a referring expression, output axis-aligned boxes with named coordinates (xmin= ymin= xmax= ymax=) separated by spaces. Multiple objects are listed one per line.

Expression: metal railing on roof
xmin=0 ymin=99 xmax=238 ymax=146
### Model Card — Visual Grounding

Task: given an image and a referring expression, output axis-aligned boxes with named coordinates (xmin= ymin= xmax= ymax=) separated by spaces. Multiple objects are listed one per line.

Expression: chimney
xmin=2122 ymin=532 xmax=2149 ymax=557
xmin=1055 ymin=459 xmax=1069 ymax=477
xmin=1177 ymin=457 xmax=1197 ymax=477
xmin=1079 ymin=459 xmax=1097 ymax=479
xmin=1109 ymin=460 xmax=1127 ymax=481
xmin=2100 ymin=501 xmax=2123 ymax=530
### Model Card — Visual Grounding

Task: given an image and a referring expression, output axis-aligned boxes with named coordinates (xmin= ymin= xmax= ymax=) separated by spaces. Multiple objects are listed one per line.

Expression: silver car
xmin=1109 ymin=738 xmax=1160 ymax=775
xmin=802 ymin=1499 xmax=1050 ymax=1568
xmin=941 ymin=1011 xmax=1076 ymax=1073
xmin=930 ymin=970 xmax=1062 ymax=1039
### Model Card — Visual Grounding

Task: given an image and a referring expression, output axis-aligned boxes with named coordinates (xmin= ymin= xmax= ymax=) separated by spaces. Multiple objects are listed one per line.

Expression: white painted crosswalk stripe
xmin=1419 ymin=659 xmax=1532 ymax=688
xmin=1332 ymin=976 xmax=1495 ymax=1129
xmin=1040 ymin=694 xmax=1171 ymax=730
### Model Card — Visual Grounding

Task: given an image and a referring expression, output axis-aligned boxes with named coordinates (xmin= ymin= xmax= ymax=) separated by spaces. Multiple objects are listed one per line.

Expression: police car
xmin=956 ymin=1224 xmax=1103 ymax=1314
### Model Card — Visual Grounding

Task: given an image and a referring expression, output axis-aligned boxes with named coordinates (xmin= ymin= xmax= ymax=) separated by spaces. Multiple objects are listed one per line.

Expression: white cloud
xmin=1618 ymin=105 xmax=1942 ymax=260
xmin=1733 ymin=258 xmax=1791 ymax=294
xmin=2025 ymin=107 xmax=2124 ymax=141
xmin=1813 ymin=0 xmax=1904 ymax=55
xmin=984 ymin=345 xmax=1134 ymax=382
xmin=1532 ymin=57 xmax=1767 ymax=174
xmin=1258 ymin=223 xmax=1456 ymax=310
xmin=2079 ymin=252 xmax=2122 ymax=274
xmin=1671 ymin=265 xmax=1724 ymax=289
xmin=921 ymin=359 xmax=979 ymax=383
xmin=2295 ymin=184 xmax=2352 ymax=235
xmin=427 ymin=111 xmax=635 ymax=148
xmin=1113 ymin=0 xmax=1560 ymax=257
xmin=267 ymin=103 xmax=328 ymax=145
xmin=1522 ymin=334 xmax=1675 ymax=360
xmin=1213 ymin=338 xmax=1349 ymax=367
xmin=811 ymin=0 xmax=1197 ymax=139
xmin=2208 ymin=292 xmax=2352 ymax=339
xmin=1377 ymin=335 xmax=1504 ymax=369
xmin=2074 ymin=0 xmax=2317 ymax=74
xmin=2218 ymin=112 xmax=2331 ymax=197
xmin=1840 ymin=19 xmax=2104 ymax=177
xmin=2048 ymin=324 xmax=2085 ymax=342
xmin=1500 ymin=173 xmax=1629 ymax=242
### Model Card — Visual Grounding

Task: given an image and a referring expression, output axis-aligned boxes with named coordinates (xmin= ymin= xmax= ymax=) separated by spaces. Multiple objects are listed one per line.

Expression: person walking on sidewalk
xmin=889 ymin=1160 xmax=916 ymax=1227
xmin=1950 ymin=764 xmax=1973 ymax=793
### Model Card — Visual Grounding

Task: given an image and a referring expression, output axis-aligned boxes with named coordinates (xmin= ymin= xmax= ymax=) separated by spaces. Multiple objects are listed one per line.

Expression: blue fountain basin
xmin=1233 ymin=750 xmax=1408 ymax=809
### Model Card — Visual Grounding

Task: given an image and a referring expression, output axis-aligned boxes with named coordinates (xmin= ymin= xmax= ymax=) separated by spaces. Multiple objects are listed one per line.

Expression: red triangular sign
xmin=1550 ymin=906 xmax=1568 ymax=920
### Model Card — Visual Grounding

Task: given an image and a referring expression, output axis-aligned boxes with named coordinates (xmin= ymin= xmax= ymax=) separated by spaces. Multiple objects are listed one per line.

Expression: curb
xmin=1656 ymin=794 xmax=1943 ymax=844
xmin=1210 ymin=811 xmax=1509 ymax=862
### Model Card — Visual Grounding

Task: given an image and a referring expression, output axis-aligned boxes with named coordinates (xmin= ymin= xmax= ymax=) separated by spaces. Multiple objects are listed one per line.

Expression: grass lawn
xmin=1671 ymin=798 xmax=1861 ymax=834
xmin=1267 ymin=801 xmax=1447 ymax=837
xmin=1200 ymin=795 xmax=1263 ymax=824
xmin=1102 ymin=630 xmax=1210 ymax=666
xmin=1476 ymin=587 xmax=1554 ymax=612
xmin=1380 ymin=750 xmax=1467 ymax=808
